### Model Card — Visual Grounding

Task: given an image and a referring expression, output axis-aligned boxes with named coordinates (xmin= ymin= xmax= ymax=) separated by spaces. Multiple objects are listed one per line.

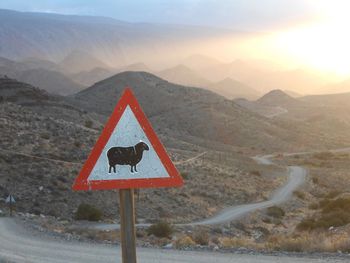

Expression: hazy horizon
xmin=1 ymin=1 xmax=350 ymax=79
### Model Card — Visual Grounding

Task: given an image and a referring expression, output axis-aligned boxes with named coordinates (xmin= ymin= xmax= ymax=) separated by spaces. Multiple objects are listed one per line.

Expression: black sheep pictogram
xmin=107 ymin=142 xmax=149 ymax=173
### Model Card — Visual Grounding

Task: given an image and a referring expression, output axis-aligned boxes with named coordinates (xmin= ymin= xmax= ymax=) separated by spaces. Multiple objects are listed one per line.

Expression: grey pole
xmin=119 ymin=189 xmax=137 ymax=263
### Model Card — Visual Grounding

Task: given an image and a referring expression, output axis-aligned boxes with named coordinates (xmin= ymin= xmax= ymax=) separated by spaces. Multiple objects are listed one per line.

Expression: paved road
xmin=0 ymin=218 xmax=346 ymax=263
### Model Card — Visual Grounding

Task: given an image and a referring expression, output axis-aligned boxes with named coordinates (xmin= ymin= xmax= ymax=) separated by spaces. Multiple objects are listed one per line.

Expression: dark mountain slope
xmin=0 ymin=57 xmax=84 ymax=95
xmin=74 ymin=71 xmax=304 ymax=151
xmin=0 ymin=77 xmax=97 ymax=126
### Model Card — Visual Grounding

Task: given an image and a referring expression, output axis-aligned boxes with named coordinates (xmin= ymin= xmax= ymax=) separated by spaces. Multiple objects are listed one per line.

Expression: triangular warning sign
xmin=73 ymin=88 xmax=183 ymax=191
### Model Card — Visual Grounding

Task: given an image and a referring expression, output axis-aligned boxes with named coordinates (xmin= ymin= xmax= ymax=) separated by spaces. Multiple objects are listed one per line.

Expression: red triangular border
xmin=72 ymin=88 xmax=183 ymax=191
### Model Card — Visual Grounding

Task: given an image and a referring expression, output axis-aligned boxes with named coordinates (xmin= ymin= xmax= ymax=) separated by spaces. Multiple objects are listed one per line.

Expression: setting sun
xmin=271 ymin=22 xmax=350 ymax=76
xmin=262 ymin=0 xmax=350 ymax=77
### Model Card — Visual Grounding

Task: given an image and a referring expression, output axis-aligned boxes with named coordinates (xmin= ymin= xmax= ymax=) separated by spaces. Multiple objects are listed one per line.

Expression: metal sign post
xmin=119 ymin=189 xmax=137 ymax=263
xmin=72 ymin=88 xmax=183 ymax=263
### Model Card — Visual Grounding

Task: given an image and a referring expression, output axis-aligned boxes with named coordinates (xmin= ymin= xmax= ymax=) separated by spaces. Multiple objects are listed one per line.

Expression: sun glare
xmin=254 ymin=1 xmax=350 ymax=77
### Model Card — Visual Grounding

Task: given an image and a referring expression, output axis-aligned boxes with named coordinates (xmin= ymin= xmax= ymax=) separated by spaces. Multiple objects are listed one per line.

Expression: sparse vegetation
xmin=311 ymin=176 xmax=319 ymax=184
xmin=75 ymin=203 xmax=103 ymax=221
xmin=84 ymin=120 xmax=93 ymax=128
xmin=313 ymin=152 xmax=334 ymax=160
xmin=147 ymin=221 xmax=173 ymax=238
xmin=250 ymin=170 xmax=261 ymax=177
xmin=40 ymin=132 xmax=50 ymax=140
xmin=192 ymin=230 xmax=209 ymax=245
xmin=293 ymin=190 xmax=305 ymax=200
xmin=175 ymin=235 xmax=195 ymax=248
xmin=324 ymin=190 xmax=341 ymax=199
xmin=266 ymin=206 xmax=285 ymax=219
xmin=180 ymin=172 xmax=189 ymax=180
xmin=297 ymin=198 xmax=350 ymax=231
xmin=267 ymin=232 xmax=350 ymax=253
xmin=320 ymin=197 xmax=350 ymax=212
xmin=309 ymin=202 xmax=319 ymax=210
xmin=219 ymin=237 xmax=256 ymax=249
xmin=4 ymin=63 xmax=350 ymax=256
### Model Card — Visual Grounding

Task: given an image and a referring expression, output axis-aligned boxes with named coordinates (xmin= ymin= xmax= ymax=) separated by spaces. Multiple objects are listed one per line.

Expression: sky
xmin=1 ymin=0 xmax=350 ymax=76
xmin=0 ymin=0 xmax=321 ymax=31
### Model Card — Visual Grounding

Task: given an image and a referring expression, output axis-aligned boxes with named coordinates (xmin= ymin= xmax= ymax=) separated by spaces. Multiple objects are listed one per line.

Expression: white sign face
xmin=5 ymin=195 xmax=15 ymax=204
xmin=88 ymin=106 xmax=169 ymax=181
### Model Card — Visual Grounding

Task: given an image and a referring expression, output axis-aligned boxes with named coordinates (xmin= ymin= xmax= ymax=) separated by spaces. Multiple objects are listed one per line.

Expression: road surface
xmin=0 ymin=218 xmax=346 ymax=263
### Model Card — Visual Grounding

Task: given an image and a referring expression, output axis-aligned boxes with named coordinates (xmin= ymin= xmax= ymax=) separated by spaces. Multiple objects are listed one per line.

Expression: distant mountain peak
xmin=117 ymin=62 xmax=152 ymax=73
xmin=157 ymin=64 xmax=210 ymax=87
xmin=59 ymin=50 xmax=110 ymax=74
xmin=257 ymin=89 xmax=299 ymax=106
xmin=263 ymin=89 xmax=290 ymax=97
xmin=209 ymin=77 xmax=259 ymax=100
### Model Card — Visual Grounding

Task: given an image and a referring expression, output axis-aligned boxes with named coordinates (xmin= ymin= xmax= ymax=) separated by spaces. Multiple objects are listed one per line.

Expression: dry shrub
xmin=293 ymin=190 xmax=305 ymax=200
xmin=250 ymin=170 xmax=261 ymax=177
xmin=309 ymin=203 xmax=319 ymax=210
xmin=175 ymin=235 xmax=196 ymax=248
xmin=324 ymin=191 xmax=341 ymax=199
xmin=268 ymin=235 xmax=314 ymax=252
xmin=313 ymin=152 xmax=334 ymax=160
xmin=75 ymin=203 xmax=103 ymax=221
xmin=299 ymin=198 xmax=350 ymax=231
xmin=95 ymin=230 xmax=119 ymax=242
xmin=266 ymin=206 xmax=285 ymax=219
xmin=312 ymin=176 xmax=319 ymax=184
xmin=84 ymin=120 xmax=93 ymax=128
xmin=147 ymin=221 xmax=173 ymax=238
xmin=192 ymin=230 xmax=209 ymax=245
xmin=267 ymin=232 xmax=350 ymax=253
xmin=180 ymin=172 xmax=189 ymax=180
xmin=219 ymin=237 xmax=255 ymax=249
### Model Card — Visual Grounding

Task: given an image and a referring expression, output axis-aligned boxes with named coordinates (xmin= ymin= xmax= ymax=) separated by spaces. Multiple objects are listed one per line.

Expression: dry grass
xmin=267 ymin=232 xmax=350 ymax=252
xmin=192 ymin=230 xmax=209 ymax=246
xmin=214 ymin=231 xmax=350 ymax=253
xmin=174 ymin=235 xmax=196 ymax=248
xmin=67 ymin=228 xmax=120 ymax=242
xmin=219 ymin=237 xmax=265 ymax=250
xmin=293 ymin=190 xmax=305 ymax=200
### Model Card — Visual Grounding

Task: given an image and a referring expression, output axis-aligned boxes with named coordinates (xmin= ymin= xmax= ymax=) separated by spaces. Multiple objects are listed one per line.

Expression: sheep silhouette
xmin=107 ymin=142 xmax=149 ymax=173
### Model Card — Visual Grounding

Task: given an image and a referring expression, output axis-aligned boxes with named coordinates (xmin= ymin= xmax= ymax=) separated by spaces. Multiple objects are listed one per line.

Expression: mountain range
xmin=0 ymin=56 xmax=84 ymax=95
xmin=1 ymin=9 xmax=346 ymax=97
xmin=0 ymin=9 xmax=237 ymax=68
xmin=2 ymin=71 xmax=350 ymax=221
